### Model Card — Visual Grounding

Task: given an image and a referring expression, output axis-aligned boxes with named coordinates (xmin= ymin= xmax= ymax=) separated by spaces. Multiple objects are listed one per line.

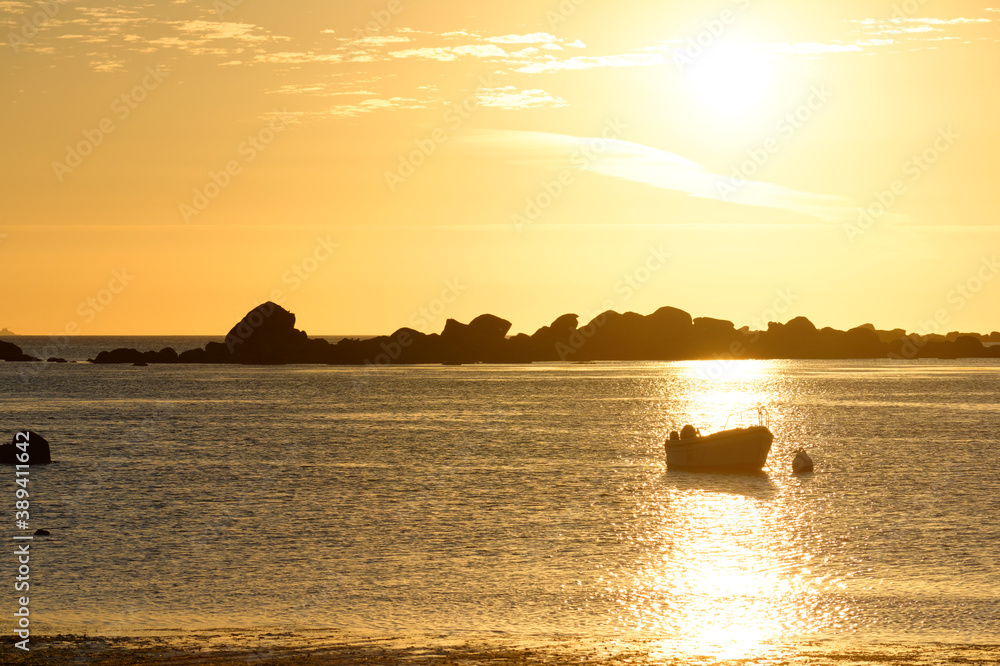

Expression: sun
xmin=683 ymin=42 xmax=776 ymax=123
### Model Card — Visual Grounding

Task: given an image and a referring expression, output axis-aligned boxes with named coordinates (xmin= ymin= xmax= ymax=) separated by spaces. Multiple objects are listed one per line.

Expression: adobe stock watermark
xmin=213 ymin=0 xmax=246 ymax=21
xmin=384 ymin=75 xmax=495 ymax=192
xmin=844 ymin=126 xmax=959 ymax=243
xmin=52 ymin=65 xmax=169 ymax=182
xmin=555 ymin=246 xmax=671 ymax=360
xmin=889 ymin=255 xmax=999 ymax=359
xmin=225 ymin=236 xmax=340 ymax=352
xmin=179 ymin=109 xmax=292 ymax=223
xmin=716 ymin=85 xmax=833 ymax=201
xmin=699 ymin=288 xmax=798 ymax=380
xmin=511 ymin=116 xmax=628 ymax=233
xmin=15 ymin=269 xmax=135 ymax=382
xmin=546 ymin=0 xmax=588 ymax=30
xmin=892 ymin=0 xmax=931 ymax=19
xmin=354 ymin=0 xmax=415 ymax=39
xmin=363 ymin=278 xmax=468 ymax=367
xmin=11 ymin=434 xmax=33 ymax=652
xmin=242 ymin=235 xmax=340 ymax=309
xmin=672 ymin=0 xmax=753 ymax=72
xmin=6 ymin=0 xmax=69 ymax=54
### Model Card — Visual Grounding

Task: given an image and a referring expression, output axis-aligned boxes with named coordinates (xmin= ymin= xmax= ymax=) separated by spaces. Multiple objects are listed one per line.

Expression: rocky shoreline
xmin=3 ymin=302 xmax=999 ymax=366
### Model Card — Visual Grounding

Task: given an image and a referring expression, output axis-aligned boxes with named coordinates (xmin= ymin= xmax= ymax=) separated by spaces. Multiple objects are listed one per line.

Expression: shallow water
xmin=2 ymin=358 xmax=998 ymax=658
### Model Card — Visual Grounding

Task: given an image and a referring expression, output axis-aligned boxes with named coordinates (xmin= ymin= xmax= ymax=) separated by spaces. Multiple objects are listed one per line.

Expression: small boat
xmin=665 ymin=407 xmax=773 ymax=472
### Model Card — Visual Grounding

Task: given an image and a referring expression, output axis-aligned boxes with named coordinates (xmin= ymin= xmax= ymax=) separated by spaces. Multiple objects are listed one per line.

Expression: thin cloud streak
xmin=455 ymin=129 xmax=887 ymax=225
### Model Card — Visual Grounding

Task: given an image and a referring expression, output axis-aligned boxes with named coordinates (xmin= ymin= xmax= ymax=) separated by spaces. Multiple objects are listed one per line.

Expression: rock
xmin=0 ymin=340 xmax=38 ymax=362
xmin=98 ymin=303 xmax=1000 ymax=365
xmin=648 ymin=306 xmax=693 ymax=330
xmin=691 ymin=317 xmax=738 ymax=357
xmin=467 ymin=314 xmax=512 ymax=339
xmin=93 ymin=348 xmax=146 ymax=364
xmin=0 ymin=431 xmax=52 ymax=465
xmin=440 ymin=314 xmax=520 ymax=363
xmin=792 ymin=449 xmax=814 ymax=473
xmin=34 ymin=529 xmax=50 ymax=536
xmin=178 ymin=347 xmax=207 ymax=363
xmin=47 ymin=357 xmax=68 ymax=363
xmin=528 ymin=314 xmax=580 ymax=361
xmin=150 ymin=348 xmax=179 ymax=364
xmin=223 ymin=302 xmax=312 ymax=364
xmin=953 ymin=335 xmax=986 ymax=357
xmin=548 ymin=313 xmax=579 ymax=333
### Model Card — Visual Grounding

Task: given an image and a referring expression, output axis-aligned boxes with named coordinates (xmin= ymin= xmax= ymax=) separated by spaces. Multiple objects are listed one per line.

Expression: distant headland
xmin=2 ymin=302 xmax=998 ymax=365
xmin=0 ymin=328 xmax=15 ymax=336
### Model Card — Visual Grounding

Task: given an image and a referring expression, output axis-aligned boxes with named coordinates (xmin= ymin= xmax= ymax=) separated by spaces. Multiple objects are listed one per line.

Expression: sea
xmin=1 ymin=336 xmax=998 ymax=662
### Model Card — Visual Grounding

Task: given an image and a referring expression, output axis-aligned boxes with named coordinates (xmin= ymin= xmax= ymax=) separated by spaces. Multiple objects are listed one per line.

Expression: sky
xmin=1 ymin=0 xmax=998 ymax=336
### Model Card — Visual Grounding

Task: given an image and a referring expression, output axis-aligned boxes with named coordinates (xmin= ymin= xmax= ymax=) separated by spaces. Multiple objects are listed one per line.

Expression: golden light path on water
xmin=623 ymin=361 xmax=839 ymax=661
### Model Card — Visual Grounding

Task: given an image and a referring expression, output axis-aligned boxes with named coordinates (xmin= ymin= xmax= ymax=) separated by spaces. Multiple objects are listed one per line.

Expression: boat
xmin=665 ymin=407 xmax=773 ymax=472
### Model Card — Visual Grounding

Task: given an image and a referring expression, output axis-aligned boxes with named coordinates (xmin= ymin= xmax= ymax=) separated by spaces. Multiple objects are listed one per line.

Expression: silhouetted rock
xmin=47 ymin=357 xmax=68 ymax=363
xmin=0 ymin=431 xmax=52 ymax=465
xmin=178 ymin=347 xmax=207 ymax=363
xmin=150 ymin=347 xmax=179 ymax=364
xmin=953 ymin=335 xmax=986 ymax=357
xmin=224 ymin=302 xmax=302 ymax=364
xmin=93 ymin=302 xmax=1000 ymax=365
xmin=92 ymin=346 xmax=181 ymax=365
xmin=93 ymin=348 xmax=146 ymax=364
xmin=691 ymin=317 xmax=738 ymax=357
xmin=0 ymin=340 xmax=39 ymax=362
xmin=468 ymin=314 xmax=512 ymax=339
xmin=440 ymin=314 xmax=522 ymax=363
xmin=528 ymin=314 xmax=580 ymax=360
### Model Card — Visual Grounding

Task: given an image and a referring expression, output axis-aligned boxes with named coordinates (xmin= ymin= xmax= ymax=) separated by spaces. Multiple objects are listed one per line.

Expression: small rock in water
xmin=793 ymin=449 xmax=814 ymax=473
xmin=34 ymin=529 xmax=50 ymax=536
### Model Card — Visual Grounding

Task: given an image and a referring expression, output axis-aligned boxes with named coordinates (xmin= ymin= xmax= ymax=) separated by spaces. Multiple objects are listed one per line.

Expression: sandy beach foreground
xmin=3 ymin=631 xmax=999 ymax=665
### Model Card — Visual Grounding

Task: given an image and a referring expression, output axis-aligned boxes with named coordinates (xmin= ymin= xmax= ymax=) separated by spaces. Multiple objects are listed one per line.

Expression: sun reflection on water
xmin=618 ymin=360 xmax=829 ymax=660
xmin=670 ymin=361 xmax=779 ymax=435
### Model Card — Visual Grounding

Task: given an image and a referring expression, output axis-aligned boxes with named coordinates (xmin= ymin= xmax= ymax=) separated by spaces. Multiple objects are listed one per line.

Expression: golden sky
xmin=1 ymin=0 xmax=998 ymax=335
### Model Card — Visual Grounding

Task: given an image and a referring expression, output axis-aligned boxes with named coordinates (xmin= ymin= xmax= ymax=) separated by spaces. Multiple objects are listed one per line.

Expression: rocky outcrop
xmin=0 ymin=431 xmax=52 ymax=465
xmin=217 ymin=302 xmax=327 ymax=364
xmin=93 ymin=347 xmax=179 ymax=365
xmin=0 ymin=340 xmax=39 ymax=362
xmin=87 ymin=303 xmax=1000 ymax=365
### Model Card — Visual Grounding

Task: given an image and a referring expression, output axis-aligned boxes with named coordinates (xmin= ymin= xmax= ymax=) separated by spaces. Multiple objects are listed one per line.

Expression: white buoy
xmin=792 ymin=449 xmax=814 ymax=473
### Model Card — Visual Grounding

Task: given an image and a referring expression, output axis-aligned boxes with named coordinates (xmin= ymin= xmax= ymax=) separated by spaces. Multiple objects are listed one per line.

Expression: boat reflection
xmin=664 ymin=468 xmax=777 ymax=501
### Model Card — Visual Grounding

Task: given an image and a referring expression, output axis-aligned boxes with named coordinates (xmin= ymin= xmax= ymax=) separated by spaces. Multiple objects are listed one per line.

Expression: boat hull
xmin=666 ymin=425 xmax=773 ymax=472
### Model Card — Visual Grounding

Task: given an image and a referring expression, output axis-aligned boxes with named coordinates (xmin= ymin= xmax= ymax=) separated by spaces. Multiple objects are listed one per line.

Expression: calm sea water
xmin=1 ymin=348 xmax=998 ymax=658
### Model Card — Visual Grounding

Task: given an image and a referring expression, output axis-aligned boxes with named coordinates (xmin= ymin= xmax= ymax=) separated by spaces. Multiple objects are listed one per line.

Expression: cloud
xmin=455 ymin=129 xmax=868 ymax=224
xmin=516 ymin=53 xmax=667 ymax=73
xmin=388 ymin=44 xmax=509 ymax=61
xmin=485 ymin=33 xmax=559 ymax=44
xmin=254 ymin=51 xmax=342 ymax=64
xmin=846 ymin=16 xmax=993 ymax=44
xmin=476 ymin=87 xmax=568 ymax=109
xmin=175 ymin=19 xmax=274 ymax=43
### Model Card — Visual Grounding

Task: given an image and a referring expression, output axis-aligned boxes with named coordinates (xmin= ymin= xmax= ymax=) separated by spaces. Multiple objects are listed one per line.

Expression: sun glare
xmin=685 ymin=43 xmax=776 ymax=123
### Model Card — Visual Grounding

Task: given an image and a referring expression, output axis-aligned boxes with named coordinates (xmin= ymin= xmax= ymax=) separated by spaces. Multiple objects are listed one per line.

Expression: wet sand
xmin=3 ymin=631 xmax=999 ymax=665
